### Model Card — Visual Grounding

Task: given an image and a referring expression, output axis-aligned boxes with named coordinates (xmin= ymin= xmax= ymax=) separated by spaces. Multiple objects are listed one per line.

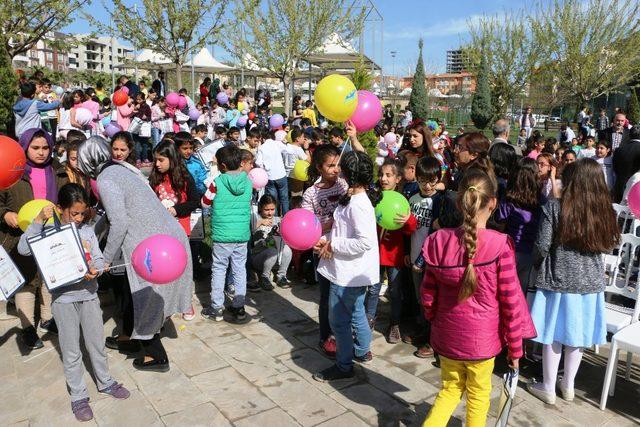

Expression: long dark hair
xmin=58 ymin=183 xmax=89 ymax=209
xmin=339 ymin=151 xmax=381 ymax=206
xmin=557 ymin=158 xmax=619 ymax=253
xmin=111 ymin=131 xmax=137 ymax=165
xmin=308 ymin=144 xmax=340 ymax=184
xmin=506 ymin=158 xmax=541 ymax=211
xmin=148 ymin=141 xmax=191 ymax=196
xmin=488 ymin=142 xmax=517 ymax=181
xmin=402 ymin=121 xmax=434 ymax=158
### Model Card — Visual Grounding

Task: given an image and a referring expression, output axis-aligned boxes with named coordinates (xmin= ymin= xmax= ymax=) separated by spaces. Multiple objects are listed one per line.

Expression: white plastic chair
xmin=603 ymin=234 xmax=640 ymax=335
xmin=600 ymin=322 xmax=640 ymax=410
xmin=612 ymin=203 xmax=640 ymax=236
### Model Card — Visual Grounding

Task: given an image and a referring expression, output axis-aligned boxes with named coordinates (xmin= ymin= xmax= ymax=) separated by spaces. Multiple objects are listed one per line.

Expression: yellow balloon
xmin=286 ymin=130 xmax=293 ymax=144
xmin=292 ymin=160 xmax=310 ymax=182
xmin=314 ymin=74 xmax=358 ymax=122
xmin=237 ymin=101 xmax=246 ymax=112
xmin=17 ymin=199 xmax=54 ymax=232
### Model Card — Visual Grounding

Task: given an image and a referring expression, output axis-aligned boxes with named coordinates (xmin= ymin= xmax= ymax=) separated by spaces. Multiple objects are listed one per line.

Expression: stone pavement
xmin=1 ymin=279 xmax=639 ymax=427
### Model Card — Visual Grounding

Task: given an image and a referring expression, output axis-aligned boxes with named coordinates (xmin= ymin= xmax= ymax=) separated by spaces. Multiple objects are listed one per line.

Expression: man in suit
xmin=152 ymin=71 xmax=166 ymax=97
xmin=604 ymin=112 xmax=630 ymax=151
xmin=612 ymin=126 xmax=640 ymax=203
xmin=491 ymin=118 xmax=522 ymax=155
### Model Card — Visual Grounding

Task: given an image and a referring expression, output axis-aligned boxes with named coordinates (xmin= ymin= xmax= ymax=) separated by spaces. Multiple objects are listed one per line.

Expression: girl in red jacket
xmin=420 ymin=169 xmax=535 ymax=427
xmin=365 ymin=158 xmax=416 ymax=342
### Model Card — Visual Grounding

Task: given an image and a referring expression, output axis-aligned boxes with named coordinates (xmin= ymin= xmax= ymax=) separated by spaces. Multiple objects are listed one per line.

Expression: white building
xmin=68 ymin=35 xmax=134 ymax=74
xmin=11 ymin=32 xmax=70 ymax=72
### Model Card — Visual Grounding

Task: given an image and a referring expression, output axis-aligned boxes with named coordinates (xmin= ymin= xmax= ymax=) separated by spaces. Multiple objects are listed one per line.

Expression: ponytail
xmin=339 ymin=151 xmax=380 ymax=206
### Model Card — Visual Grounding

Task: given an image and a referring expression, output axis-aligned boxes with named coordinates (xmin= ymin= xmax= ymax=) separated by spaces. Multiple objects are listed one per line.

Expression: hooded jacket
xmin=13 ymin=97 xmax=60 ymax=138
xmin=211 ymin=171 xmax=252 ymax=243
xmin=420 ymin=228 xmax=536 ymax=360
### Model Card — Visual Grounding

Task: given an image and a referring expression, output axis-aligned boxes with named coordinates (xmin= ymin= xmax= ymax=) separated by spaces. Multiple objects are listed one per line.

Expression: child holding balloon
xmin=367 ymin=158 xmax=417 ymax=342
xmin=312 ymin=151 xmax=381 ymax=381
xmin=283 ymin=127 xmax=311 ymax=196
xmin=17 ymin=184 xmax=130 ymax=422
xmin=302 ymin=144 xmax=348 ymax=358
xmin=0 ymin=129 xmax=68 ymax=349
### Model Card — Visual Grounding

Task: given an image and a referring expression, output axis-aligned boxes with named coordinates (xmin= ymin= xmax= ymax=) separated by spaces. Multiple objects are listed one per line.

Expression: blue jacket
xmin=225 ymin=109 xmax=240 ymax=127
xmin=184 ymin=156 xmax=208 ymax=195
xmin=13 ymin=98 xmax=60 ymax=138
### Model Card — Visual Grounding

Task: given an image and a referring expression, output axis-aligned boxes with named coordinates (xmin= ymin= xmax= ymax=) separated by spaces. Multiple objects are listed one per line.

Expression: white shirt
xmin=282 ymin=144 xmax=306 ymax=176
xmin=256 ymin=138 xmax=286 ymax=180
xmin=317 ymin=192 xmax=379 ymax=287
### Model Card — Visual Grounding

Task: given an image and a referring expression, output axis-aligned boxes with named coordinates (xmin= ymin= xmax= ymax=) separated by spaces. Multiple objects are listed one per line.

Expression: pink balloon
xmin=248 ymin=168 xmax=268 ymax=189
xmin=177 ymin=96 xmax=187 ymax=110
xmin=131 ymin=234 xmax=188 ymax=284
xmin=280 ymin=208 xmax=322 ymax=250
xmin=349 ymin=90 xmax=383 ymax=132
xmin=628 ymin=182 xmax=640 ymax=217
xmin=90 ymin=179 xmax=99 ymax=200
xmin=384 ymin=132 xmax=397 ymax=146
xmin=121 ymin=86 xmax=129 ymax=95
xmin=166 ymin=92 xmax=180 ymax=108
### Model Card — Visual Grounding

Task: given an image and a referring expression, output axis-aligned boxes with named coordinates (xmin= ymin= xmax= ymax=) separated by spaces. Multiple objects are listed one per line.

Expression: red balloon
xmin=0 ymin=136 xmax=26 ymax=190
xmin=113 ymin=90 xmax=128 ymax=107
xmin=248 ymin=112 xmax=256 ymax=120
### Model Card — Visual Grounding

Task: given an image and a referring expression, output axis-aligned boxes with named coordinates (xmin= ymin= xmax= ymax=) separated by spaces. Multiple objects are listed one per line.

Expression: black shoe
xmin=133 ymin=357 xmax=170 ymax=373
xmin=228 ymin=306 xmax=248 ymax=323
xmin=259 ymin=277 xmax=274 ymax=291
xmin=22 ymin=326 xmax=44 ymax=349
xmin=276 ymin=276 xmax=292 ymax=289
xmin=105 ymin=336 xmax=141 ymax=353
xmin=354 ymin=351 xmax=373 ymax=363
xmin=247 ymin=281 xmax=261 ymax=293
xmin=201 ymin=306 xmax=224 ymax=322
xmin=39 ymin=319 xmax=58 ymax=335
xmin=312 ymin=365 xmax=355 ymax=382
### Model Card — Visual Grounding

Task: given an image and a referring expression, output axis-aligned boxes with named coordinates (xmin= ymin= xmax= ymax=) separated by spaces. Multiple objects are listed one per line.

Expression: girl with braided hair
xmin=419 ymin=169 xmax=535 ymax=427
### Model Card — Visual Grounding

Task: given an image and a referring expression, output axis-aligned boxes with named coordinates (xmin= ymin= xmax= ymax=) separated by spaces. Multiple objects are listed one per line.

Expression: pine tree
xmin=0 ymin=47 xmax=18 ymax=136
xmin=471 ymin=50 xmax=494 ymax=129
xmin=628 ymin=88 xmax=640 ymax=126
xmin=408 ymin=38 xmax=428 ymax=121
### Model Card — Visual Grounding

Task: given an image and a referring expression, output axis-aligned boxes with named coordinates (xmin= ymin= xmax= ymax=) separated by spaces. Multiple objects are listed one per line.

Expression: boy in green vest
xmin=201 ymin=145 xmax=253 ymax=323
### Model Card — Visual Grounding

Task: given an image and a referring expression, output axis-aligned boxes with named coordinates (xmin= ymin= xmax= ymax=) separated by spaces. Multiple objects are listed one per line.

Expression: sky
xmin=65 ymin=0 xmax=523 ymax=76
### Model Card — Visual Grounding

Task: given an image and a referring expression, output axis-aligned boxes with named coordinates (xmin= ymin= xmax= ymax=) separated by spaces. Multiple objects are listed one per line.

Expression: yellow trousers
xmin=423 ymin=356 xmax=495 ymax=427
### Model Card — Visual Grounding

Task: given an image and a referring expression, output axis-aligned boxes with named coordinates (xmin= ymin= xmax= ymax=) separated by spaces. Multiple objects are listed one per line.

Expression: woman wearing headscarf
xmin=76 ymin=136 xmax=191 ymax=372
xmin=0 ymin=128 xmax=68 ymax=349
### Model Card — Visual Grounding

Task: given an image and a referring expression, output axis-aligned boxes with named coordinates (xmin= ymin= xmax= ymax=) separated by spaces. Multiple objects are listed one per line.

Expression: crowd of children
xmin=4 ymin=70 xmax=640 ymax=424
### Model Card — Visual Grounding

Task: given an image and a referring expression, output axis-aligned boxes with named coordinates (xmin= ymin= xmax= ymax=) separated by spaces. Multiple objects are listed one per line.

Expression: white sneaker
xmin=527 ymin=381 xmax=556 ymax=405
xmin=557 ymin=379 xmax=574 ymax=401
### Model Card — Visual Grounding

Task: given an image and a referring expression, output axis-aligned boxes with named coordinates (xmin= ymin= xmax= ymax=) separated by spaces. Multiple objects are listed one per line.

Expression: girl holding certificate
xmin=17 ymin=183 xmax=130 ymax=422
xmin=0 ymin=128 xmax=68 ymax=349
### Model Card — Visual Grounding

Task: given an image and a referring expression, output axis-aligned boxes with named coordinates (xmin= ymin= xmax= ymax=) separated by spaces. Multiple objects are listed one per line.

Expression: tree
xmin=0 ymin=49 xmax=17 ymax=134
xmin=408 ymin=38 xmax=428 ymax=120
xmin=350 ymin=59 xmax=377 ymax=160
xmin=0 ymin=0 xmax=88 ymax=59
xmin=226 ymin=0 xmax=365 ymax=115
xmin=531 ymin=0 xmax=640 ymax=107
xmin=629 ymin=89 xmax=640 ymax=126
xmin=90 ymin=0 xmax=227 ymax=88
xmin=471 ymin=51 xmax=494 ymax=129
xmin=466 ymin=12 xmax=538 ymax=115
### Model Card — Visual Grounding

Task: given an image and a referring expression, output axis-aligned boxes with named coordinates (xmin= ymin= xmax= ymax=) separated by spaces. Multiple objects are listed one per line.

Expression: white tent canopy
xmin=304 ymin=33 xmax=380 ymax=73
xmin=134 ymin=48 xmax=234 ymax=73
xmin=185 ymin=48 xmax=234 ymax=72
xmin=135 ymin=49 xmax=172 ymax=66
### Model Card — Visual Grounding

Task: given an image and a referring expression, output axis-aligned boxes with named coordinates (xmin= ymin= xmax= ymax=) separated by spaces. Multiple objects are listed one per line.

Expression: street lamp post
xmin=390 ymin=50 xmax=397 ymax=108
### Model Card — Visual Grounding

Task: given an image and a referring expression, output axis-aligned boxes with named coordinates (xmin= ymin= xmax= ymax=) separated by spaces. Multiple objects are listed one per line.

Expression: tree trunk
xmin=175 ymin=63 xmax=183 ymax=90
xmin=283 ymin=76 xmax=291 ymax=116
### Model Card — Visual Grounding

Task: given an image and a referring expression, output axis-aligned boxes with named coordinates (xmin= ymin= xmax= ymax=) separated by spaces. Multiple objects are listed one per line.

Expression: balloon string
xmin=337 ymin=136 xmax=351 ymax=165
xmin=96 ymin=262 xmax=130 ymax=272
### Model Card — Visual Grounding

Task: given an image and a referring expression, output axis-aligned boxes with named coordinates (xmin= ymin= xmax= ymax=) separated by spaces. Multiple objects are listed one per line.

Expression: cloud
xmin=383 ymin=14 xmax=485 ymax=41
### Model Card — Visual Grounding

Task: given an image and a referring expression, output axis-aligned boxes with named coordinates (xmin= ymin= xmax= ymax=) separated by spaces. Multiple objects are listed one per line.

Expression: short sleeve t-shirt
xmin=301 ymin=178 xmax=349 ymax=233
xmin=409 ymin=192 xmax=435 ymax=262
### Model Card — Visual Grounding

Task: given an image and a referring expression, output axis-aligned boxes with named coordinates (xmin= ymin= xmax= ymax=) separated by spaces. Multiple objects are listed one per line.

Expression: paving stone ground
xmin=1 ymin=278 xmax=639 ymax=426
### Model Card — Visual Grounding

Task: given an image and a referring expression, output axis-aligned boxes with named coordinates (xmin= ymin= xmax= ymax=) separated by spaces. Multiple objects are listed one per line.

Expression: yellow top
xmin=302 ymin=108 xmax=318 ymax=127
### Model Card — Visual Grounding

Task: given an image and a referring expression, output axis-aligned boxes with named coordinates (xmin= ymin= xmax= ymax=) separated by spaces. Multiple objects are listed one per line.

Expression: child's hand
xmin=3 ymin=212 xmax=19 ymax=228
xmin=550 ymin=165 xmax=557 ymax=181
xmin=394 ymin=213 xmax=410 ymax=225
xmin=35 ymin=205 xmax=55 ymax=224
xmin=345 ymin=120 xmax=357 ymax=140
xmin=319 ymin=240 xmax=333 ymax=259
xmin=313 ymin=237 xmax=327 ymax=253
xmin=508 ymin=357 xmax=519 ymax=370
xmin=167 ymin=207 xmax=177 ymax=217
xmin=84 ymin=267 xmax=98 ymax=281
xmin=412 ymin=264 xmax=424 ymax=273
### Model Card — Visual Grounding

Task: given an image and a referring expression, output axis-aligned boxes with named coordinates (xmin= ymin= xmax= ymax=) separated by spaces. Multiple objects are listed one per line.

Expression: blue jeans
xmin=211 ymin=242 xmax=247 ymax=310
xmin=329 ymin=283 xmax=371 ymax=372
xmin=365 ymin=266 xmax=402 ymax=324
xmin=151 ymin=127 xmax=162 ymax=148
xmin=265 ymin=177 xmax=289 ymax=215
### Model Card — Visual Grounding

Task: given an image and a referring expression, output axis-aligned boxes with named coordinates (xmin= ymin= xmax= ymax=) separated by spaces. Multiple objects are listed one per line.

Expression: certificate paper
xmin=27 ymin=223 xmax=88 ymax=291
xmin=0 ymin=246 xmax=25 ymax=300
xmin=190 ymin=209 xmax=204 ymax=241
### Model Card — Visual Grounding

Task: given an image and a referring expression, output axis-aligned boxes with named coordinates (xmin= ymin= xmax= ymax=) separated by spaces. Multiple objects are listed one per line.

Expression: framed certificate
xmin=190 ymin=209 xmax=204 ymax=241
xmin=0 ymin=246 xmax=25 ymax=300
xmin=27 ymin=222 xmax=89 ymax=291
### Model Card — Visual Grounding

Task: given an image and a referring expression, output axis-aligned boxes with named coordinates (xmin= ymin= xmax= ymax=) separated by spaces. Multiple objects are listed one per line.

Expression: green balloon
xmin=375 ymin=190 xmax=410 ymax=230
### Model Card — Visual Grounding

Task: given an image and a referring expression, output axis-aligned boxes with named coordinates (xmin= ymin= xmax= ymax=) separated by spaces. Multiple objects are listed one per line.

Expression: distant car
xmin=549 ymin=116 xmax=561 ymax=122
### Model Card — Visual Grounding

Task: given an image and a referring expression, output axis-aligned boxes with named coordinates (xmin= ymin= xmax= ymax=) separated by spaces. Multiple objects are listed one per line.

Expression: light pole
xmin=390 ymin=50 xmax=397 ymax=108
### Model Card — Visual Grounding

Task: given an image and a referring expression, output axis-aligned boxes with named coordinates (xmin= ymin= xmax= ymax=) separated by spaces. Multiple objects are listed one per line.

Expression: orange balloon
xmin=0 ymin=136 xmax=26 ymax=190
xmin=113 ymin=90 xmax=128 ymax=107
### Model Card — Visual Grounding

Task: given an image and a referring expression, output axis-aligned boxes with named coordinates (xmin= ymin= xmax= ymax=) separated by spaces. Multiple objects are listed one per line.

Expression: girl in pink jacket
xmin=420 ymin=169 xmax=535 ymax=427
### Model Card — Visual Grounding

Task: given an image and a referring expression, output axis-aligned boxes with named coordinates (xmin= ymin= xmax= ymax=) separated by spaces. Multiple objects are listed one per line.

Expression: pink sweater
xmin=116 ymin=103 xmax=134 ymax=130
xmin=420 ymin=228 xmax=536 ymax=360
